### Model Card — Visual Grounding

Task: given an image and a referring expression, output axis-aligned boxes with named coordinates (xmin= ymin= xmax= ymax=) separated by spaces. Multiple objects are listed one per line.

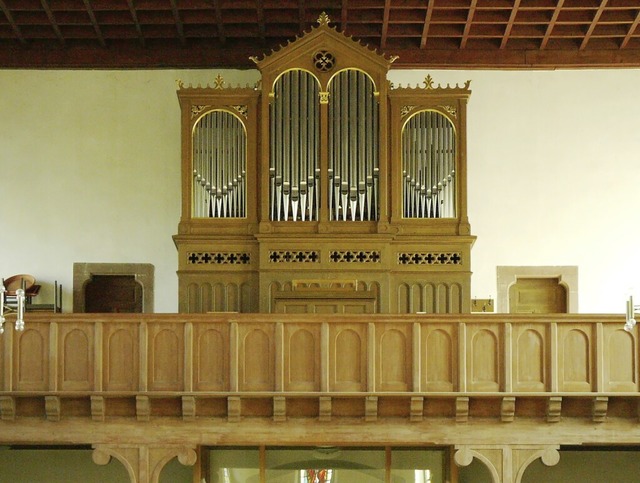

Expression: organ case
xmin=174 ymin=14 xmax=475 ymax=314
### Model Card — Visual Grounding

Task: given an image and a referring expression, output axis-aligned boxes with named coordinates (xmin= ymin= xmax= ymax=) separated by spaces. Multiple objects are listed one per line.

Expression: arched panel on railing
xmin=332 ymin=327 xmax=365 ymax=391
xmin=16 ymin=327 xmax=47 ymax=391
xmin=150 ymin=328 xmax=183 ymax=391
xmin=287 ymin=327 xmax=318 ymax=391
xmin=226 ymin=283 xmax=240 ymax=312
xmin=187 ymin=282 xmax=200 ymax=313
xmin=561 ymin=327 xmax=591 ymax=391
xmin=515 ymin=328 xmax=545 ymax=391
xmin=449 ymin=283 xmax=462 ymax=313
xmin=195 ymin=327 xmax=227 ymax=391
xmin=436 ymin=283 xmax=449 ymax=314
xmin=397 ymin=283 xmax=410 ymax=314
xmin=106 ymin=327 xmax=137 ymax=391
xmin=241 ymin=328 xmax=273 ymax=391
xmin=61 ymin=328 xmax=91 ymax=390
xmin=469 ymin=328 xmax=500 ymax=391
xmin=424 ymin=327 xmax=455 ymax=391
xmin=605 ymin=328 xmax=637 ymax=391
xmin=200 ymin=282 xmax=213 ymax=312
xmin=423 ymin=283 xmax=436 ymax=314
xmin=379 ymin=328 xmax=409 ymax=391
xmin=241 ymin=281 xmax=255 ymax=313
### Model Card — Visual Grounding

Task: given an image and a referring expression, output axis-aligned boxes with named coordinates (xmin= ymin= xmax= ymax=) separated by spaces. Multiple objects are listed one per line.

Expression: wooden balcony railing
xmin=0 ymin=312 xmax=636 ymax=423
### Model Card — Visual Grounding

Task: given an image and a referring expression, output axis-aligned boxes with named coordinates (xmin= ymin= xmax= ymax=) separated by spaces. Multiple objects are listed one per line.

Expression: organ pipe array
xmin=402 ymin=110 xmax=456 ymax=218
xmin=192 ymin=110 xmax=247 ymax=218
xmin=328 ymin=70 xmax=379 ymax=221
xmin=269 ymin=70 xmax=320 ymax=221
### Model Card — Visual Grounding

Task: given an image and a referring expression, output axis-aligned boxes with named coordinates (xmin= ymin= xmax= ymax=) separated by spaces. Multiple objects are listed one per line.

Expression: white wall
xmin=1 ymin=68 xmax=638 ymax=313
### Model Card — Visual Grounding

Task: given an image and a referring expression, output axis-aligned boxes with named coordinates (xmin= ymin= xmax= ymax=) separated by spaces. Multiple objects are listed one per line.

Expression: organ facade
xmin=174 ymin=14 xmax=474 ymax=314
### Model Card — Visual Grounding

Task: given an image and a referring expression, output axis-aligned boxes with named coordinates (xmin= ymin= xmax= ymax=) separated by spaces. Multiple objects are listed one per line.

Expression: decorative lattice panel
xmin=329 ymin=251 xmax=381 ymax=263
xmin=187 ymin=252 xmax=251 ymax=265
xmin=397 ymin=252 xmax=461 ymax=265
xmin=268 ymin=251 xmax=319 ymax=263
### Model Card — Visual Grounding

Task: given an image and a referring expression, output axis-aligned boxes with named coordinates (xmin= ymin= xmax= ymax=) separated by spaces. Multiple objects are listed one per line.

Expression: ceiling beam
xmin=380 ymin=0 xmax=391 ymax=49
xmin=460 ymin=0 xmax=477 ymax=49
xmin=40 ymin=0 xmax=65 ymax=46
xmin=500 ymin=0 xmax=521 ymax=49
xmin=299 ymin=0 xmax=306 ymax=35
xmin=82 ymin=0 xmax=105 ymax=48
xmin=213 ymin=0 xmax=226 ymax=44
xmin=621 ymin=8 xmax=640 ymax=49
xmin=580 ymin=0 xmax=608 ymax=50
xmin=420 ymin=0 xmax=434 ymax=49
xmin=169 ymin=0 xmax=186 ymax=47
xmin=256 ymin=0 xmax=265 ymax=42
xmin=125 ymin=0 xmax=145 ymax=47
xmin=341 ymin=0 xmax=348 ymax=32
xmin=0 ymin=0 xmax=25 ymax=45
xmin=540 ymin=0 xmax=563 ymax=50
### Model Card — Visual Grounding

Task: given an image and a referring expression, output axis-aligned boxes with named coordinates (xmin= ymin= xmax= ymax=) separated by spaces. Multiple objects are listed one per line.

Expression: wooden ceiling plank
xmin=380 ymin=0 xmax=390 ymax=49
xmin=40 ymin=0 xmax=65 ymax=46
xmin=82 ymin=0 xmax=105 ymax=47
xmin=500 ymin=0 xmax=521 ymax=49
xmin=298 ymin=0 xmax=305 ymax=34
xmin=540 ymin=0 xmax=563 ymax=50
xmin=620 ymin=8 xmax=640 ymax=49
xmin=213 ymin=0 xmax=225 ymax=44
xmin=125 ymin=0 xmax=145 ymax=47
xmin=0 ymin=0 xmax=26 ymax=44
xmin=460 ymin=0 xmax=477 ymax=49
xmin=580 ymin=0 xmax=608 ymax=51
xmin=341 ymin=0 xmax=348 ymax=32
xmin=257 ymin=0 xmax=265 ymax=42
xmin=169 ymin=0 xmax=186 ymax=46
xmin=420 ymin=0 xmax=434 ymax=49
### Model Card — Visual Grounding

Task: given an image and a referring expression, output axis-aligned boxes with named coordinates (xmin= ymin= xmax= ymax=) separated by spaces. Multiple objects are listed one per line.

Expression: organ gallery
xmin=174 ymin=13 xmax=474 ymax=315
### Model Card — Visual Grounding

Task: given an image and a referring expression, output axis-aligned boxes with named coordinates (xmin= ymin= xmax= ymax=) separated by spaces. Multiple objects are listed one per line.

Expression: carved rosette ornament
xmin=314 ymin=50 xmax=335 ymax=72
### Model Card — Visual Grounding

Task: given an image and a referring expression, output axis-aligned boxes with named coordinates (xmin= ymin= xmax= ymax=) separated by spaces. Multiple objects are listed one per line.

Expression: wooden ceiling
xmin=1 ymin=0 xmax=640 ymax=69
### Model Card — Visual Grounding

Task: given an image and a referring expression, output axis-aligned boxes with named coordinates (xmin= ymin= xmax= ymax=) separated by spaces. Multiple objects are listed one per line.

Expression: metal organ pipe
xmin=402 ymin=110 xmax=456 ymax=219
xmin=270 ymin=70 xmax=320 ymax=221
xmin=328 ymin=69 xmax=379 ymax=221
xmin=192 ymin=110 xmax=246 ymax=218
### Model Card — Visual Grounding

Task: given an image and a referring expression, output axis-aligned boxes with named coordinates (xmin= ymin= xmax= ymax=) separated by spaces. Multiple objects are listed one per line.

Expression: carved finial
xmin=317 ymin=12 xmax=331 ymax=26
xmin=423 ymin=74 xmax=434 ymax=89
xmin=176 ymin=79 xmax=184 ymax=89
xmin=389 ymin=55 xmax=399 ymax=64
xmin=213 ymin=74 xmax=225 ymax=89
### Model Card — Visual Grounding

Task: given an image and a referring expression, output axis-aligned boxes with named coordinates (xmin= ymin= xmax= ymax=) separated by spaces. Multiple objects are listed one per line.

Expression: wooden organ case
xmin=174 ymin=14 xmax=474 ymax=314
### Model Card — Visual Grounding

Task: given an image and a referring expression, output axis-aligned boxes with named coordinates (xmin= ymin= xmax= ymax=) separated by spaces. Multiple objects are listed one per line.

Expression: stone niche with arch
xmin=73 ymin=262 xmax=154 ymax=313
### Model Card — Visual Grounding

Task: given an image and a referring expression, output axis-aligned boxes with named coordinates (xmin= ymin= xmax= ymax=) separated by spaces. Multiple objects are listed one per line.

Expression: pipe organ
xmin=174 ymin=14 xmax=475 ymax=314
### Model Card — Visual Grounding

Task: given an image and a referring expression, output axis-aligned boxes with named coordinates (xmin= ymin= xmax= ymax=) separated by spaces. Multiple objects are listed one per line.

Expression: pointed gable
xmin=252 ymin=13 xmax=396 ymax=80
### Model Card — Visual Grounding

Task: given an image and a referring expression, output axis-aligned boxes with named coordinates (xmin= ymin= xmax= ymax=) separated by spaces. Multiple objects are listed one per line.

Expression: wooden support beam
xmin=0 ymin=0 xmax=25 ymax=44
xmin=40 ymin=0 xmax=65 ymax=46
xmin=580 ymin=0 xmax=609 ymax=50
xmin=460 ymin=0 xmax=477 ymax=49
xmin=420 ymin=1 xmax=434 ymax=49
xmin=82 ymin=0 xmax=106 ymax=47
xmin=500 ymin=0 xmax=521 ymax=50
xmin=125 ymin=0 xmax=145 ymax=47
